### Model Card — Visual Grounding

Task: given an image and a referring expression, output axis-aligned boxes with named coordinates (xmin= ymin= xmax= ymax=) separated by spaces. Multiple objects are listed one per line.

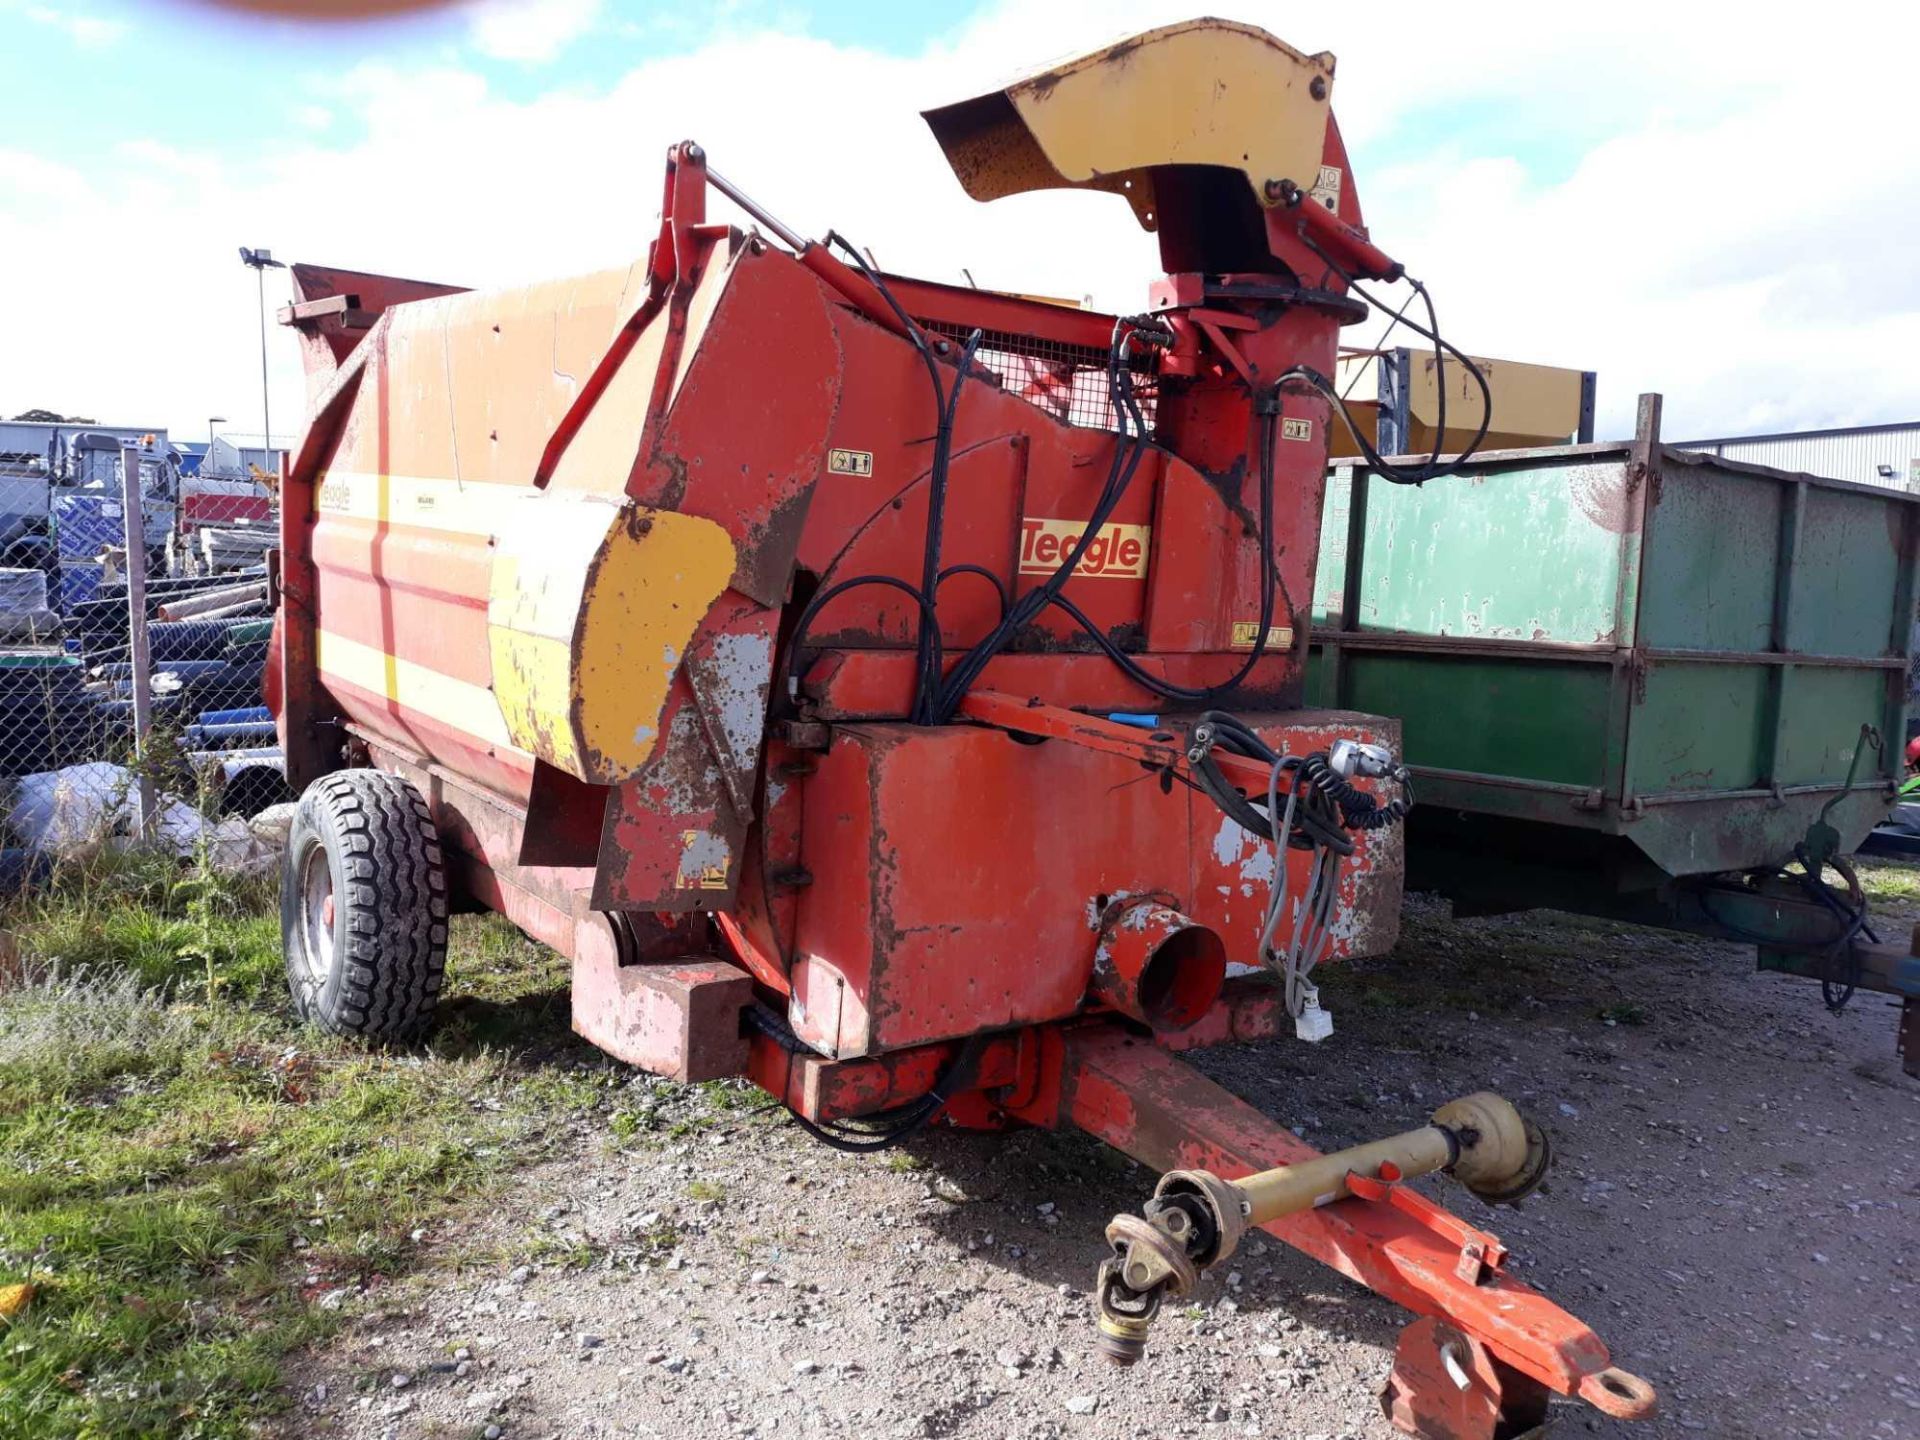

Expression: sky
xmin=1 ymin=0 xmax=1916 ymax=448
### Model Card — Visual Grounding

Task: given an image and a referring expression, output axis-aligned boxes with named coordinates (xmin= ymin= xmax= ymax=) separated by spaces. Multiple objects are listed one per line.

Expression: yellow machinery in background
xmin=1332 ymin=347 xmax=1596 ymax=457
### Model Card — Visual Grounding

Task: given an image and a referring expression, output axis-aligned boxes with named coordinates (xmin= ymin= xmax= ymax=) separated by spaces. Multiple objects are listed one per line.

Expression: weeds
xmin=0 ymin=852 xmax=603 ymax=1439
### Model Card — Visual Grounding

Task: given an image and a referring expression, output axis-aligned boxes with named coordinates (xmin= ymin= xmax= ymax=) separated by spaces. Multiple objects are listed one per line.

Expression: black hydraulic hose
xmin=936 ymin=563 xmax=1010 ymax=622
xmin=909 ymin=327 xmax=985 ymax=723
xmin=777 ymin=268 xmax=1308 ymax=722
xmin=749 ymin=1004 xmax=988 ymax=1153
xmin=771 ymin=573 xmax=938 ymax=711
xmin=928 ymin=322 xmax=1157 ymax=719
xmin=823 ymin=233 xmax=983 ymax=725
xmin=1042 ymin=406 xmax=1284 ymax=705
xmin=1291 ymin=233 xmax=1493 ymax=485
xmin=1186 ymin=716 xmax=1358 ymax=856
xmin=1692 ymin=850 xmax=1872 ymax=1012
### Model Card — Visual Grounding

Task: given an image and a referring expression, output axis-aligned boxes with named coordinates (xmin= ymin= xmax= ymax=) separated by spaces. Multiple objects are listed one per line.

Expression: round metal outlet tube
xmin=1090 ymin=902 xmax=1227 ymax=1032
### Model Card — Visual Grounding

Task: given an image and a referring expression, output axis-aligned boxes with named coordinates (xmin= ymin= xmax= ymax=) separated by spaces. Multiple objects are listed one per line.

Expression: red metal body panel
xmin=781 ymin=709 xmax=1398 ymax=1058
xmin=799 ymin=650 xmax=1298 ymax=718
xmin=573 ymin=952 xmax=753 ymax=1083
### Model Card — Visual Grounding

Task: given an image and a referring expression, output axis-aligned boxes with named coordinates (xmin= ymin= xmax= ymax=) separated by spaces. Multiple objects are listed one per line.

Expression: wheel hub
xmin=297 ymin=847 xmax=336 ymax=992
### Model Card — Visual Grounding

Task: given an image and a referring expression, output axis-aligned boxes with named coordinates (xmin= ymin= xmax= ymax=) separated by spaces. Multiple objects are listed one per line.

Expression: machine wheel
xmin=282 ymin=769 xmax=448 ymax=1040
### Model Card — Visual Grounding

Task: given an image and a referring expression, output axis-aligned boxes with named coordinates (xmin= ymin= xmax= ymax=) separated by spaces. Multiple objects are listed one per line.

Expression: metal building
xmin=201 ymin=433 xmax=288 ymax=481
xmin=1673 ymin=419 xmax=1920 ymax=491
xmin=0 ymin=419 xmax=170 ymax=470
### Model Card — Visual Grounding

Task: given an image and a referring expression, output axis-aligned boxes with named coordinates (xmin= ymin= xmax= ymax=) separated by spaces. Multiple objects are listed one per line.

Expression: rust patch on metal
xmin=1565 ymin=461 xmax=1640 ymax=535
xmin=733 ymin=484 xmax=817 ymax=608
xmin=1197 ymin=454 xmax=1259 ymax=535
xmin=649 ymin=450 xmax=691 ymax=512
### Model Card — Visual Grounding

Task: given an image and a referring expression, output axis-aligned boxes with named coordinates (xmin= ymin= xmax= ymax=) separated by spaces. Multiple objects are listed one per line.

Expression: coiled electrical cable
xmin=1185 ymin=712 xmax=1413 ymax=1019
xmin=1296 ymin=752 xmax=1414 ymax=832
xmin=1187 ymin=713 xmax=1352 ymax=854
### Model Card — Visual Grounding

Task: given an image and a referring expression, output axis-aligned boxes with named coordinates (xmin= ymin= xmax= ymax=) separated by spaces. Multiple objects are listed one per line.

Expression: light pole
xmin=238 ymin=247 xmax=285 ymax=465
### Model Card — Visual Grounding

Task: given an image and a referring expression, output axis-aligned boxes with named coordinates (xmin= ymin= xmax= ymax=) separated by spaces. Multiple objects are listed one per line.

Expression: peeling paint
xmin=703 ymin=631 xmax=776 ymax=771
xmin=1210 ymin=814 xmax=1247 ymax=868
xmin=1237 ymin=841 xmax=1276 ymax=887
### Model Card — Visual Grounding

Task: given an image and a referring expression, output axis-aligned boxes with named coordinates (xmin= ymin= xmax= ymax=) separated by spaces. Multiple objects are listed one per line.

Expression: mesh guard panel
xmin=919 ymin=320 xmax=1159 ymax=435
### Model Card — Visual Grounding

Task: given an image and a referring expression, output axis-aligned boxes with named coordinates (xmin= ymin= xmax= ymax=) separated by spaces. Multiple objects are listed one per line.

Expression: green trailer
xmin=1306 ymin=395 xmax=1920 ymax=1071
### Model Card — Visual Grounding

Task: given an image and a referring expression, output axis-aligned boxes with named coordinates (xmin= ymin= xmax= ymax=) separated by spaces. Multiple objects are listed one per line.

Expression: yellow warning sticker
xmin=676 ymin=830 xmax=731 ymax=890
xmin=1281 ymin=417 xmax=1314 ymax=442
xmin=1230 ymin=621 xmax=1295 ymax=650
xmin=827 ymin=448 xmax=874 ymax=477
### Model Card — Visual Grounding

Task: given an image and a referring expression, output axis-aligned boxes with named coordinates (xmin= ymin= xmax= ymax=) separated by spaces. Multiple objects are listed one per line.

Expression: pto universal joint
xmin=1093 ymin=1092 xmax=1551 ymax=1365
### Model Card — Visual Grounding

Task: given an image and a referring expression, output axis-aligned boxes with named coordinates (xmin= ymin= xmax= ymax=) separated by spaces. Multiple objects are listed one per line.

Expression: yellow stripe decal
xmin=315 ymin=628 xmax=518 ymax=751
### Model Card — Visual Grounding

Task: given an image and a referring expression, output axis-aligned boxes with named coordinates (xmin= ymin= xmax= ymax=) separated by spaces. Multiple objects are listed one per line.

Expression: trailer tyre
xmin=282 ymin=770 xmax=448 ymax=1040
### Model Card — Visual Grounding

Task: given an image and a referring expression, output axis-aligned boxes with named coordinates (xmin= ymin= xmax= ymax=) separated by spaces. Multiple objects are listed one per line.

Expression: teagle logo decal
xmin=1018 ymin=518 xmax=1150 ymax=579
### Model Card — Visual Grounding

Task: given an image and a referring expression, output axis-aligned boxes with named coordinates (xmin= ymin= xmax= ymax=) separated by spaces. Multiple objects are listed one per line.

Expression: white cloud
xmin=466 ymin=0 xmax=601 ymax=63
xmin=0 ymin=148 xmax=90 ymax=207
xmin=4 ymin=0 xmax=1919 ymax=446
xmin=24 ymin=4 xmax=126 ymax=46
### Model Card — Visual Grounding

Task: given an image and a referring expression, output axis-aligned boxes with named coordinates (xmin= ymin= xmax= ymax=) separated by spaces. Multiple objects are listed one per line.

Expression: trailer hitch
xmin=1049 ymin=1034 xmax=1659 ymax=1437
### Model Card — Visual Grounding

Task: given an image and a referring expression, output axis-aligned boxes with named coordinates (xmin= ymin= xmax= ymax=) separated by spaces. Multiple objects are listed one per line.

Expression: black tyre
xmin=282 ymin=769 xmax=448 ymax=1039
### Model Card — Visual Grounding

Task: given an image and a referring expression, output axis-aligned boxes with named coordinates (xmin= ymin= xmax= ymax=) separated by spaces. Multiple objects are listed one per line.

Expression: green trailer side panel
xmin=1311 ymin=472 xmax=1349 ymax=624
xmin=1790 ymin=486 xmax=1905 ymax=658
xmin=1315 ymin=462 xmax=1634 ymax=642
xmin=1627 ymin=663 xmax=1769 ymax=795
xmin=1636 ymin=465 xmax=1780 ymax=653
xmin=1315 ymin=439 xmax=1917 ymax=880
xmin=1335 ymin=653 xmax=1613 ymax=789
xmin=1775 ymin=668 xmax=1894 ymax=788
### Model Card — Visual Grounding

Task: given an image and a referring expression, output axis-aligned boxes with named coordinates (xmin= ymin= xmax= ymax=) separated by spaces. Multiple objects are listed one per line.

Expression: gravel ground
xmin=281 ymin=893 xmax=1919 ymax=1440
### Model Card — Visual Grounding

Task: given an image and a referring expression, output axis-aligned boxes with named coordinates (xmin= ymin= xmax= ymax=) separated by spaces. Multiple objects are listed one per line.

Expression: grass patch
xmin=0 ymin=853 xmax=609 ymax=1439
xmin=1856 ymin=859 xmax=1920 ymax=906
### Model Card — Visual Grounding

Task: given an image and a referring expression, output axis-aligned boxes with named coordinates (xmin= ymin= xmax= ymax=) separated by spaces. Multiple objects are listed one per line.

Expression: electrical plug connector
xmin=1294 ymin=986 xmax=1335 ymax=1044
xmin=1328 ymin=737 xmax=1395 ymax=780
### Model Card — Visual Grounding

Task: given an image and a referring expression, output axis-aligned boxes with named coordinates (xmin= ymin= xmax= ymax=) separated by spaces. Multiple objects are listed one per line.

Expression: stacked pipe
xmin=0 ymin=567 xmax=278 ymax=779
xmin=0 ymin=651 xmax=108 ymax=776
xmin=182 ymin=705 xmax=288 ymax=817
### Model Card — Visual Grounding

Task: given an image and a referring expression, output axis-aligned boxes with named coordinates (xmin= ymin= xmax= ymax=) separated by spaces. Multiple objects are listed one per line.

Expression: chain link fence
xmin=0 ymin=445 xmax=287 ymax=881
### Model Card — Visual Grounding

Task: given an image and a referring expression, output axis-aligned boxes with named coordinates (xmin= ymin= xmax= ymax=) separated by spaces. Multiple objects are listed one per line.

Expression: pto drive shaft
xmin=1094 ymin=1092 xmax=1550 ymax=1363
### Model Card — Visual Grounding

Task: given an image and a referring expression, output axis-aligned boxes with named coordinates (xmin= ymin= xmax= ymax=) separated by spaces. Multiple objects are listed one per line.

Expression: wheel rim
xmin=295 ymin=845 xmax=336 ymax=998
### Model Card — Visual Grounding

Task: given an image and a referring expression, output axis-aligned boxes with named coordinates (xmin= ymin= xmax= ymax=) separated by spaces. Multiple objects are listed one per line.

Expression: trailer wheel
xmin=282 ymin=770 xmax=448 ymax=1040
